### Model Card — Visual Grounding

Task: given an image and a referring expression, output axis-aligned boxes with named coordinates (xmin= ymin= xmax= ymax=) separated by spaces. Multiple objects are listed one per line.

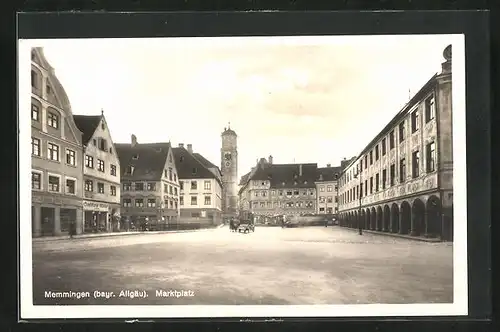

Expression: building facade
xmin=31 ymin=47 xmax=85 ymax=237
xmin=173 ymin=144 xmax=223 ymax=223
xmin=315 ymin=164 xmax=342 ymax=215
xmin=73 ymin=112 xmax=121 ymax=233
xmin=337 ymin=45 xmax=453 ymax=241
xmin=115 ymin=136 xmax=180 ymax=229
xmin=238 ymin=157 xmax=318 ymax=222
xmin=220 ymin=125 xmax=238 ymax=219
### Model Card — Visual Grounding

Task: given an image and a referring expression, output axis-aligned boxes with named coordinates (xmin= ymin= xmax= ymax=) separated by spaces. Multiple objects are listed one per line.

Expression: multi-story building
xmin=115 ymin=135 xmax=180 ymax=228
xmin=337 ymin=44 xmax=453 ymax=241
xmin=173 ymin=143 xmax=223 ymax=222
xmin=221 ymin=125 xmax=238 ymax=219
xmin=238 ymin=157 xmax=318 ymax=222
xmin=30 ymin=47 xmax=84 ymax=237
xmin=315 ymin=164 xmax=342 ymax=215
xmin=73 ymin=111 xmax=121 ymax=233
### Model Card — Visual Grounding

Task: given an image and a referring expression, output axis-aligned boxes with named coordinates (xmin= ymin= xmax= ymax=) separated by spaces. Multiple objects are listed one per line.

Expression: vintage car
xmin=237 ymin=222 xmax=255 ymax=233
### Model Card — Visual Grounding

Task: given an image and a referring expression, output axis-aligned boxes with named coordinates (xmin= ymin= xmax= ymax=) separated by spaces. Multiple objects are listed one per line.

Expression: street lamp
xmin=354 ymin=168 xmax=363 ymax=235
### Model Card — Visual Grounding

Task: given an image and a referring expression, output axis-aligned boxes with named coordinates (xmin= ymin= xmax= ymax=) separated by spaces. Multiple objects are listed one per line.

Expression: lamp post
xmin=354 ymin=170 xmax=363 ymax=235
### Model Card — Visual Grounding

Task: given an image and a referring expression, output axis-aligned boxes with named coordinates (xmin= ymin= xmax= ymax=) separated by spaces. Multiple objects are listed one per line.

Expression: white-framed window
xmin=147 ymin=199 xmax=156 ymax=208
xmin=110 ymin=186 xmax=117 ymax=196
xmin=66 ymin=148 xmax=76 ymax=166
xmin=191 ymin=196 xmax=197 ymax=205
xmin=135 ymin=199 xmax=144 ymax=207
xmin=110 ymin=164 xmax=117 ymax=176
xmin=47 ymin=173 xmax=61 ymax=192
xmin=31 ymin=137 xmax=40 ymax=156
xmin=85 ymin=155 xmax=94 ymax=168
xmin=319 ymin=196 xmax=326 ymax=203
xmin=97 ymin=159 xmax=105 ymax=172
xmin=204 ymin=180 xmax=211 ymax=190
xmin=123 ymin=198 xmax=132 ymax=207
xmin=31 ymin=104 xmax=39 ymax=121
xmin=180 ymin=196 xmax=184 ymax=205
xmin=97 ymin=182 xmax=105 ymax=194
xmin=320 ymin=186 xmax=325 ymax=192
xmin=327 ymin=185 xmax=332 ymax=192
xmin=47 ymin=111 xmax=59 ymax=129
xmin=85 ymin=179 xmax=93 ymax=192
xmin=65 ymin=176 xmax=77 ymax=195
xmin=31 ymin=170 xmax=42 ymax=190
xmin=47 ymin=142 xmax=59 ymax=161
xmin=191 ymin=181 xmax=197 ymax=190
xmin=204 ymin=196 xmax=211 ymax=205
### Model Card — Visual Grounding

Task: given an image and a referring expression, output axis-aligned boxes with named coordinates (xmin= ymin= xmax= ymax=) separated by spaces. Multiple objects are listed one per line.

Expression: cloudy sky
xmin=28 ymin=35 xmax=454 ymax=180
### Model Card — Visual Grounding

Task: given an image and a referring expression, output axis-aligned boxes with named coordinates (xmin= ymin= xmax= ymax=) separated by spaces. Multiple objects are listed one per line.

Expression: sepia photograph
xmin=19 ymin=33 xmax=467 ymax=319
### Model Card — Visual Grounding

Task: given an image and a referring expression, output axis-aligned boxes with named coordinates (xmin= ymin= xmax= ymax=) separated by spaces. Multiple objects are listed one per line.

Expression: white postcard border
xmin=19 ymin=34 xmax=467 ymax=319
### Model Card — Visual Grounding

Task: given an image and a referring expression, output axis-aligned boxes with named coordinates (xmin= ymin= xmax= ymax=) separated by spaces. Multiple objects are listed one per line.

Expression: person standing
xmin=69 ymin=220 xmax=76 ymax=239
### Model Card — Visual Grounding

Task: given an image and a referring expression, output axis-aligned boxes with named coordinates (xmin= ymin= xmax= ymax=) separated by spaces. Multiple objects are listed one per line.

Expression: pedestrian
xmin=69 ymin=220 xmax=76 ymax=239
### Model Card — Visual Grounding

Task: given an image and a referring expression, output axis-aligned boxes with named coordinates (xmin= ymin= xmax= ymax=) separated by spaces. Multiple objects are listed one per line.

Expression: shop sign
xmin=83 ymin=200 xmax=109 ymax=212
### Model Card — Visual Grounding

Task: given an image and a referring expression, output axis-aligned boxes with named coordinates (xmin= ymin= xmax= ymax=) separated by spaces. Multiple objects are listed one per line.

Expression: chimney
xmin=187 ymin=144 xmax=193 ymax=153
xmin=327 ymin=163 xmax=331 ymax=167
xmin=131 ymin=134 xmax=137 ymax=147
xmin=441 ymin=44 xmax=452 ymax=74
xmin=268 ymin=155 xmax=273 ymax=164
xmin=178 ymin=143 xmax=184 ymax=148
xmin=299 ymin=164 xmax=303 ymax=176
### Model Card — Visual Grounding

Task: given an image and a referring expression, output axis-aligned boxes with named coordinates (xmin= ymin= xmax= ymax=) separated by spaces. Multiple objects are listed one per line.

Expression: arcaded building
xmin=221 ymin=125 xmax=239 ymax=219
xmin=31 ymin=47 xmax=84 ymax=237
xmin=238 ymin=157 xmax=318 ymax=221
xmin=173 ymin=144 xmax=223 ymax=223
xmin=115 ymin=135 xmax=180 ymax=228
xmin=73 ymin=111 xmax=121 ymax=233
xmin=337 ymin=44 xmax=453 ymax=241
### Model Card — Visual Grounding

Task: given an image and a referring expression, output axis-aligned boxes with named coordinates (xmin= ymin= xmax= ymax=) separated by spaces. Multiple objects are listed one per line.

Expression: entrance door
xmin=40 ymin=207 xmax=55 ymax=236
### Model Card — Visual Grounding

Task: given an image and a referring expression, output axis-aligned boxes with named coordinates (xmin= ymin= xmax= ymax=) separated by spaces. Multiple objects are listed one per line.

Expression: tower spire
xmin=228 ymin=121 xmax=231 ymax=129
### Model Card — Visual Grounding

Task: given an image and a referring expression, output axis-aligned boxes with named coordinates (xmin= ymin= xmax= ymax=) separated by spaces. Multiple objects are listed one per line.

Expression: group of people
xmin=229 ymin=218 xmax=240 ymax=232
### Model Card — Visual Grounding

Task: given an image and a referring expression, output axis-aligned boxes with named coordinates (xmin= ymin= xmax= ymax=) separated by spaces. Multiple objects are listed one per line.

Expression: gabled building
xmin=31 ymin=47 xmax=84 ymax=237
xmin=115 ymin=135 xmax=180 ymax=229
xmin=238 ymin=157 xmax=318 ymax=222
xmin=73 ymin=111 xmax=121 ymax=233
xmin=173 ymin=143 xmax=223 ymax=223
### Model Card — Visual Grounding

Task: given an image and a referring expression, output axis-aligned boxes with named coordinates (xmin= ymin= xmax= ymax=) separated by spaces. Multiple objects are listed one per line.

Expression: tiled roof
xmin=115 ymin=142 xmax=171 ymax=181
xmin=172 ymin=148 xmax=222 ymax=186
xmin=248 ymin=163 xmax=318 ymax=189
xmin=316 ymin=166 xmax=342 ymax=182
xmin=73 ymin=115 xmax=101 ymax=146
xmin=192 ymin=153 xmax=218 ymax=170
xmin=239 ymin=171 xmax=251 ymax=186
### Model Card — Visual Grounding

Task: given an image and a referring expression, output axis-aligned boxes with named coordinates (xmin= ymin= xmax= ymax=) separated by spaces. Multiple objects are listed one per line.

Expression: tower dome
xmin=221 ymin=122 xmax=237 ymax=137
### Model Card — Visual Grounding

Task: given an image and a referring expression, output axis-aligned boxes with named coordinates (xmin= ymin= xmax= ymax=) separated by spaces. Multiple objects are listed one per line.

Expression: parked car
xmin=237 ymin=222 xmax=255 ymax=233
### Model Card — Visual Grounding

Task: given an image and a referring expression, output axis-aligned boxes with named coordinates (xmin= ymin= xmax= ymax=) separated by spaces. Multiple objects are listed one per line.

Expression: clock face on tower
xmin=225 ymin=161 xmax=231 ymax=167
xmin=224 ymin=152 xmax=232 ymax=161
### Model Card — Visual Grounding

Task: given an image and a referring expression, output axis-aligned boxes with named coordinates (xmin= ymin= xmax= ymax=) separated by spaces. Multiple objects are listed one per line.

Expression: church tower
xmin=221 ymin=124 xmax=238 ymax=219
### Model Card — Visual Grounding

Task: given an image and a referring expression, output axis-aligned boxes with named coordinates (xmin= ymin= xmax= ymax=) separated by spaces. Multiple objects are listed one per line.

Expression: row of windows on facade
xmin=319 ymin=207 xmax=336 ymax=213
xmin=340 ymin=142 xmax=436 ymax=205
xmin=251 ymin=201 xmax=315 ymax=208
xmin=180 ymin=180 xmax=213 ymax=191
xmin=179 ymin=196 xmax=213 ymax=206
xmin=85 ymin=155 xmax=118 ymax=175
xmin=341 ymin=95 xmax=436 ymax=186
xmin=122 ymin=182 xmax=178 ymax=195
xmin=32 ymin=171 xmax=76 ymax=195
xmin=31 ymin=70 xmax=53 ymax=97
xmin=32 ymin=104 xmax=111 ymax=153
xmin=123 ymin=166 xmax=178 ymax=183
xmin=253 ymin=189 xmax=316 ymax=197
xmin=252 ymin=179 xmax=314 ymax=187
xmin=32 ymin=104 xmax=59 ymax=129
xmin=318 ymin=196 xmax=338 ymax=204
xmin=84 ymin=180 xmax=117 ymax=196
xmin=122 ymin=198 xmax=178 ymax=209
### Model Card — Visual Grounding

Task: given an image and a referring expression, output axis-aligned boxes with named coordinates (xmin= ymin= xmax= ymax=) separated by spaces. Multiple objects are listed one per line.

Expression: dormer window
xmin=192 ymin=167 xmax=197 ymax=174
xmin=125 ymin=165 xmax=134 ymax=175
xmin=180 ymin=156 xmax=185 ymax=162
xmin=282 ymin=182 xmax=285 ymax=186
xmin=101 ymin=122 xmax=105 ymax=130
xmin=132 ymin=154 xmax=139 ymax=160
xmin=294 ymin=174 xmax=298 ymax=179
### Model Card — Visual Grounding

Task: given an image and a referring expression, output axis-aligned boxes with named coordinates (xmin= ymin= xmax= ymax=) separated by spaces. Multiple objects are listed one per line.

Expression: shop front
xmin=32 ymin=193 xmax=83 ymax=237
xmin=83 ymin=200 xmax=110 ymax=233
